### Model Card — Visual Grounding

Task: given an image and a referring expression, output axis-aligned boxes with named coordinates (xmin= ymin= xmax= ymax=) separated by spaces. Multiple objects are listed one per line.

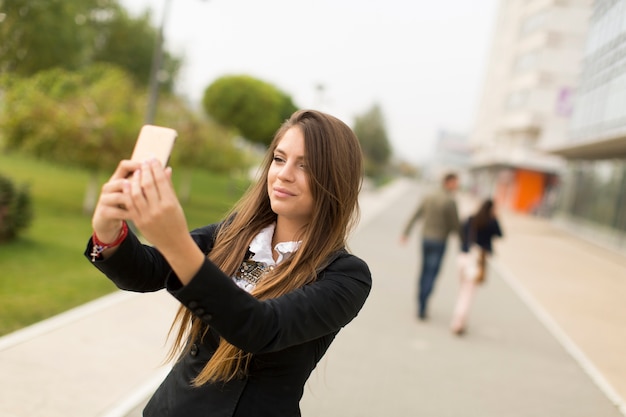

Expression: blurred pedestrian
xmin=450 ymin=198 xmax=503 ymax=335
xmin=85 ymin=110 xmax=371 ymax=416
xmin=400 ymin=172 xmax=461 ymax=319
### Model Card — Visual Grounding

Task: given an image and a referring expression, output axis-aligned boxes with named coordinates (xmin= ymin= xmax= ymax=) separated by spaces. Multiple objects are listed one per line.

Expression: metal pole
xmin=145 ymin=0 xmax=173 ymax=125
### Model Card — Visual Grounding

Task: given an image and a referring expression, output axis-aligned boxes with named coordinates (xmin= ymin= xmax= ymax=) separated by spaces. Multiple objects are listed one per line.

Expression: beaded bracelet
xmin=90 ymin=221 xmax=129 ymax=262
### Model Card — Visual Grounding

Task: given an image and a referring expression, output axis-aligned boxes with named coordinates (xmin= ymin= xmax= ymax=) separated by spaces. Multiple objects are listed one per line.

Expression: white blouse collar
xmin=248 ymin=223 xmax=301 ymax=266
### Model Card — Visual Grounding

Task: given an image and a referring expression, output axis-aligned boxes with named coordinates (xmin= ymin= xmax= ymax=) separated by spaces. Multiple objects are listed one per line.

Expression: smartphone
xmin=130 ymin=124 xmax=177 ymax=167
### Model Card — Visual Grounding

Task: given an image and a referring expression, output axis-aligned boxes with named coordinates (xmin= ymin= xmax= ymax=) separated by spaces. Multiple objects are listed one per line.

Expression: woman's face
xmin=267 ymin=126 xmax=314 ymax=228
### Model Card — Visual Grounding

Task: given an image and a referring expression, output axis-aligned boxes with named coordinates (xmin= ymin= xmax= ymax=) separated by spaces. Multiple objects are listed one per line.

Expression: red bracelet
xmin=90 ymin=221 xmax=129 ymax=262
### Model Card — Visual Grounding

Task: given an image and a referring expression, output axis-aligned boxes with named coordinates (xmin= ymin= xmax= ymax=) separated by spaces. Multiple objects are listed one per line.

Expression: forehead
xmin=275 ymin=126 xmax=305 ymax=155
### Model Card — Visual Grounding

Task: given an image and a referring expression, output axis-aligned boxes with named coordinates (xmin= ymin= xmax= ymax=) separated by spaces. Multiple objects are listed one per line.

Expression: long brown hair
xmin=167 ymin=110 xmax=364 ymax=385
xmin=472 ymin=199 xmax=494 ymax=231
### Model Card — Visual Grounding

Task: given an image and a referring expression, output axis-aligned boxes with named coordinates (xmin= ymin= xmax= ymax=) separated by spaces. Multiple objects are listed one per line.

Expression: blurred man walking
xmin=400 ymin=173 xmax=461 ymax=320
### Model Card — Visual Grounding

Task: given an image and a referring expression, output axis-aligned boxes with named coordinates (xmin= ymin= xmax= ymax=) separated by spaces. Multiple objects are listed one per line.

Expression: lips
xmin=273 ymin=186 xmax=295 ymax=198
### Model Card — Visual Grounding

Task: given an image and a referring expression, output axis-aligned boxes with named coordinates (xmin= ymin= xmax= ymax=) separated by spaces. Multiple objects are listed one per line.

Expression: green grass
xmin=0 ymin=153 xmax=249 ymax=336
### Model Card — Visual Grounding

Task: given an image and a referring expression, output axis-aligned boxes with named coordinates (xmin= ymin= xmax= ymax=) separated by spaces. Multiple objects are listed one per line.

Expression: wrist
xmin=92 ymin=220 xmax=125 ymax=243
xmin=90 ymin=221 xmax=129 ymax=261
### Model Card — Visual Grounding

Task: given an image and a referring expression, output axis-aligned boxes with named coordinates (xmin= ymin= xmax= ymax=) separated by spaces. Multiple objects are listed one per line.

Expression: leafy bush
xmin=0 ymin=65 xmax=144 ymax=172
xmin=0 ymin=173 xmax=33 ymax=243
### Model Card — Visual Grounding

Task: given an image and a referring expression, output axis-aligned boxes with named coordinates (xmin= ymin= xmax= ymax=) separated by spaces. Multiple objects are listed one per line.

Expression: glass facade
xmin=569 ymin=0 xmax=626 ymax=142
xmin=556 ymin=0 xmax=626 ymax=249
xmin=559 ymin=161 xmax=626 ymax=233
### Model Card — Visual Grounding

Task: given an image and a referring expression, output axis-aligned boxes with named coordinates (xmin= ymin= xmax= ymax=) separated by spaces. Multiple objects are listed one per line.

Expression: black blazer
xmin=460 ymin=216 xmax=503 ymax=254
xmin=85 ymin=223 xmax=372 ymax=417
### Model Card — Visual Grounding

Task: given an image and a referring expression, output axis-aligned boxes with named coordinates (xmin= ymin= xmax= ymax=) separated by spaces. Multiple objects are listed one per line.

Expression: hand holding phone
xmin=130 ymin=124 xmax=177 ymax=167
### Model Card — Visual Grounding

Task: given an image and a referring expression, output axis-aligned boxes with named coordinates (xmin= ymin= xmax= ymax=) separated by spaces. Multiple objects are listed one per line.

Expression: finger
xmin=100 ymin=177 xmax=130 ymax=196
xmin=95 ymin=202 xmax=130 ymax=221
xmin=92 ymin=188 xmax=133 ymax=232
xmin=98 ymin=189 xmax=128 ymax=208
xmin=126 ymin=168 xmax=147 ymax=218
xmin=149 ymin=160 xmax=174 ymax=201
xmin=162 ymin=167 xmax=177 ymax=201
xmin=140 ymin=160 xmax=161 ymax=205
xmin=95 ymin=178 xmax=130 ymax=211
xmin=110 ymin=159 xmax=142 ymax=181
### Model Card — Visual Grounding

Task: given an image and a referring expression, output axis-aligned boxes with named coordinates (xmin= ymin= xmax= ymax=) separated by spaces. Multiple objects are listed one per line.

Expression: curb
xmin=490 ymin=257 xmax=626 ymax=416
xmin=0 ymin=291 xmax=136 ymax=352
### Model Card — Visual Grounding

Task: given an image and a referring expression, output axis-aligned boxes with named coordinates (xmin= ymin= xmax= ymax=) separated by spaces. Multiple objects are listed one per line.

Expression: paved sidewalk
xmin=301 ymin=178 xmax=626 ymax=416
xmin=1 ymin=178 xmax=625 ymax=416
xmin=0 ymin=291 xmax=178 ymax=417
xmin=491 ymin=204 xmax=626 ymax=412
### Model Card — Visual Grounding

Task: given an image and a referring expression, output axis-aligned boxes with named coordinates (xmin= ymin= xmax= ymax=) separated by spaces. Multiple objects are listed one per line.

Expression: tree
xmin=0 ymin=0 xmax=181 ymax=92
xmin=0 ymin=65 xmax=145 ymax=212
xmin=1 ymin=65 xmax=143 ymax=168
xmin=0 ymin=65 xmax=253 ymax=212
xmin=155 ymin=96 xmax=253 ymax=202
xmin=201 ymin=75 xmax=298 ymax=147
xmin=91 ymin=8 xmax=182 ymax=92
xmin=353 ymin=103 xmax=392 ymax=179
xmin=0 ymin=173 xmax=33 ymax=244
xmin=0 ymin=0 xmax=96 ymax=74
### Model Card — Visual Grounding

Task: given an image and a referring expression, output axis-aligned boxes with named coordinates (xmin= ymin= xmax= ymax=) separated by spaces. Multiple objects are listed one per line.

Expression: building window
xmin=505 ymin=90 xmax=530 ymax=109
xmin=513 ymin=50 xmax=539 ymax=73
xmin=562 ymin=160 xmax=626 ymax=231
xmin=520 ymin=10 xmax=550 ymax=37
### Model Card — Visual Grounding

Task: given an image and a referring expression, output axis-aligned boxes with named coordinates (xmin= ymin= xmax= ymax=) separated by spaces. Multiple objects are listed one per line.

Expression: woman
xmin=85 ymin=110 xmax=372 ymax=416
xmin=450 ymin=198 xmax=502 ymax=335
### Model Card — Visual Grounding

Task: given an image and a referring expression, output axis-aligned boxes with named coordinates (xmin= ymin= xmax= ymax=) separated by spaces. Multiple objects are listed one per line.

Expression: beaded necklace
xmin=234 ymin=259 xmax=275 ymax=286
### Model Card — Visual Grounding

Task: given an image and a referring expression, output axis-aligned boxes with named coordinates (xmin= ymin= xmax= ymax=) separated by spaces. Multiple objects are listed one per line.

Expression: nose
xmin=277 ymin=161 xmax=296 ymax=182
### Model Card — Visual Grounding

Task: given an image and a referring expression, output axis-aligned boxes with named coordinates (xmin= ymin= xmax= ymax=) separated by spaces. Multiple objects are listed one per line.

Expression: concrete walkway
xmin=0 ymin=178 xmax=625 ymax=416
xmin=301 ymin=179 xmax=626 ymax=416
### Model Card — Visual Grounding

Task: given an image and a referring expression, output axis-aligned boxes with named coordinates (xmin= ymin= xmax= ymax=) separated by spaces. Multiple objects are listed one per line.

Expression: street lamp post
xmin=144 ymin=0 xmax=173 ymax=125
xmin=144 ymin=0 xmax=208 ymax=124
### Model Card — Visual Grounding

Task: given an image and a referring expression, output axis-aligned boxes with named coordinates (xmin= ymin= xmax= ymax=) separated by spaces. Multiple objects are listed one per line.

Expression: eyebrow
xmin=274 ymin=147 xmax=305 ymax=161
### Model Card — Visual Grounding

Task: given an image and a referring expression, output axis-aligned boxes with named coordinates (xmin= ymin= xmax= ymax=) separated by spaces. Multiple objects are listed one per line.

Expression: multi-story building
xmin=469 ymin=0 xmax=593 ymax=213
xmin=549 ymin=0 xmax=626 ymax=249
xmin=424 ymin=129 xmax=471 ymax=183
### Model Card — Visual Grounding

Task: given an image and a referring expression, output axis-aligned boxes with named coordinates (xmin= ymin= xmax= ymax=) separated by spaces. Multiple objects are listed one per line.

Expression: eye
xmin=272 ymin=155 xmax=285 ymax=164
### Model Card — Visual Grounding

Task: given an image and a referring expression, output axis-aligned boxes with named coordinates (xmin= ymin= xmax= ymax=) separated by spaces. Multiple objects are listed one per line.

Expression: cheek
xmin=267 ymin=167 xmax=277 ymax=185
xmin=302 ymin=181 xmax=315 ymax=206
xmin=299 ymin=174 xmax=312 ymax=195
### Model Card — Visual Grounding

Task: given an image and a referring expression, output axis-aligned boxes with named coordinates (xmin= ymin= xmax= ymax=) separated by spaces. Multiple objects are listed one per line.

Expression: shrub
xmin=0 ymin=173 xmax=33 ymax=243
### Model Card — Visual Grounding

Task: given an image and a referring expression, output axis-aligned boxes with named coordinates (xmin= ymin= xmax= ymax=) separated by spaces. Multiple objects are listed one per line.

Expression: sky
xmin=120 ymin=0 xmax=500 ymax=164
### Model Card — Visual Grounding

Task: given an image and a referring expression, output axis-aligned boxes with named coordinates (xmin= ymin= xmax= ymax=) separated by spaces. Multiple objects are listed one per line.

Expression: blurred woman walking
xmin=450 ymin=198 xmax=503 ymax=335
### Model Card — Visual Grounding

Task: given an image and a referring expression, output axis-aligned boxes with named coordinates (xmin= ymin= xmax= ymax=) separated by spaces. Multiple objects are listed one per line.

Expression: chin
xmin=269 ymin=200 xmax=286 ymax=215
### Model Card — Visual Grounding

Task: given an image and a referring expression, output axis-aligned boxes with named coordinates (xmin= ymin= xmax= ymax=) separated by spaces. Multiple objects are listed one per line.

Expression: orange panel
xmin=514 ymin=170 xmax=545 ymax=213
